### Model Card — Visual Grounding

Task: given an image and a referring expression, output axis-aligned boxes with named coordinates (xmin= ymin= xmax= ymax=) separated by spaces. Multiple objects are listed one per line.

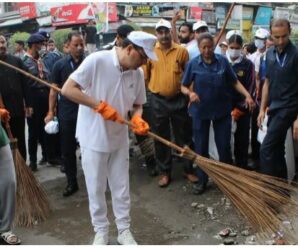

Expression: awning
xmin=126 ymin=17 xmax=158 ymax=27
xmin=36 ymin=16 xmax=52 ymax=27
xmin=0 ymin=18 xmax=23 ymax=27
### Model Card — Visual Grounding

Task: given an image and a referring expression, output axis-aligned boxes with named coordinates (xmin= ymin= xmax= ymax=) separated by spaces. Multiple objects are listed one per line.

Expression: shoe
xmin=48 ymin=158 xmax=63 ymax=166
xmin=60 ymin=165 xmax=66 ymax=173
xmin=158 ymin=175 xmax=171 ymax=188
xmin=38 ymin=157 xmax=47 ymax=165
xmin=117 ymin=229 xmax=137 ymax=245
xmin=184 ymin=173 xmax=199 ymax=183
xmin=29 ymin=163 xmax=37 ymax=172
xmin=192 ymin=182 xmax=207 ymax=195
xmin=92 ymin=232 xmax=108 ymax=245
xmin=63 ymin=183 xmax=78 ymax=197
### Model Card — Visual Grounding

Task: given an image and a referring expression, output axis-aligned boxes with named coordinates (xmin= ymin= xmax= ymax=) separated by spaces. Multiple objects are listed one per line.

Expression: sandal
xmin=1 ymin=231 xmax=21 ymax=245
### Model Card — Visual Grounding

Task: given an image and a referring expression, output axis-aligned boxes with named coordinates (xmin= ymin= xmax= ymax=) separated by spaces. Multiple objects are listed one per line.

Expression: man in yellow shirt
xmin=143 ymin=19 xmax=198 ymax=187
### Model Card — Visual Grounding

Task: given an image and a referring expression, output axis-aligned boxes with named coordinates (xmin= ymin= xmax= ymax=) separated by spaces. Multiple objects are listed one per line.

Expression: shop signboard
xmin=51 ymin=4 xmax=95 ymax=26
xmin=107 ymin=3 xmax=118 ymax=22
xmin=202 ymin=10 xmax=216 ymax=24
xmin=18 ymin=2 xmax=37 ymax=20
xmin=274 ymin=7 xmax=290 ymax=20
xmin=242 ymin=7 xmax=254 ymax=20
xmin=215 ymin=6 xmax=226 ymax=20
xmin=187 ymin=6 xmax=203 ymax=20
xmin=217 ymin=18 xmax=240 ymax=30
xmin=255 ymin=6 xmax=272 ymax=25
xmin=124 ymin=4 xmax=184 ymax=19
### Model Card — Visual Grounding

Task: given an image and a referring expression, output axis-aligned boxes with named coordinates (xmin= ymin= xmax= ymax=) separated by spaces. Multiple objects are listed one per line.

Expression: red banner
xmin=51 ymin=4 xmax=95 ymax=26
xmin=108 ymin=3 xmax=118 ymax=22
xmin=189 ymin=6 xmax=203 ymax=20
xmin=18 ymin=2 xmax=37 ymax=20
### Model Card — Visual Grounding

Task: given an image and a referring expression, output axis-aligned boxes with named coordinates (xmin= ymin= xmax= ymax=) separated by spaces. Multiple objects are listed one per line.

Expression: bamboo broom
xmin=1 ymin=59 xmax=298 ymax=243
xmin=5 ymin=122 xmax=51 ymax=227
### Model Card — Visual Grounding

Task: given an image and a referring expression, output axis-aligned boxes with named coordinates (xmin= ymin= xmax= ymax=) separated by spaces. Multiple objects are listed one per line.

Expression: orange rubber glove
xmin=94 ymin=101 xmax=124 ymax=124
xmin=0 ymin=108 xmax=10 ymax=123
xmin=231 ymin=108 xmax=245 ymax=121
xmin=131 ymin=114 xmax=149 ymax=136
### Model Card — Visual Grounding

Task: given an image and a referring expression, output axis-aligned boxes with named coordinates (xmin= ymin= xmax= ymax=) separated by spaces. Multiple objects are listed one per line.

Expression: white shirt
xmin=70 ymin=48 xmax=146 ymax=153
xmin=248 ymin=49 xmax=264 ymax=73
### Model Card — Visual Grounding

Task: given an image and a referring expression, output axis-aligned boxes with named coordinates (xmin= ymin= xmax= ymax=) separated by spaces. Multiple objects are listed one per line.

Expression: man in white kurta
xmin=62 ymin=31 xmax=157 ymax=245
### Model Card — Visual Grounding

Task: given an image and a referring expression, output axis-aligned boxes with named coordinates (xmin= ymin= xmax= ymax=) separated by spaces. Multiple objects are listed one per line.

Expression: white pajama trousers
xmin=81 ymin=146 xmax=131 ymax=235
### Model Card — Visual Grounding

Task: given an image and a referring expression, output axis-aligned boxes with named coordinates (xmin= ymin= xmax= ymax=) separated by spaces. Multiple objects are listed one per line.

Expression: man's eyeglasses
xmin=134 ymin=47 xmax=148 ymax=61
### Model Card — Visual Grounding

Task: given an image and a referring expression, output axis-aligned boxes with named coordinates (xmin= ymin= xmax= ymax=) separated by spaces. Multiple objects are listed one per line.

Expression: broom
xmin=1 ymin=52 xmax=298 ymax=242
xmin=0 ymin=96 xmax=51 ymax=227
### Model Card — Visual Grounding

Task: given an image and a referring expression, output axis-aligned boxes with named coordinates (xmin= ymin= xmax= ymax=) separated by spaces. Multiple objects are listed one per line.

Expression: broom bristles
xmin=12 ymin=144 xmax=51 ymax=227
xmin=191 ymin=153 xmax=298 ymax=243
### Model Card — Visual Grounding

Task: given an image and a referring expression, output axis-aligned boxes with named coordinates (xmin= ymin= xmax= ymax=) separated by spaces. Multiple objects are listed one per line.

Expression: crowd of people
xmin=0 ymin=16 xmax=297 ymax=245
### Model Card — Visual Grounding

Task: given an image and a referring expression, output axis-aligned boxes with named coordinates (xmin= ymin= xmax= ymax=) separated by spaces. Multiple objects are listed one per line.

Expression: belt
xmin=153 ymin=93 xmax=183 ymax=101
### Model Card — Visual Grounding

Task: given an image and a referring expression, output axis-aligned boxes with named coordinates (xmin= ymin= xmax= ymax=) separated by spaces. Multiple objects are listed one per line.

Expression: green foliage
xmin=290 ymin=30 xmax=298 ymax=45
xmin=8 ymin=32 xmax=30 ymax=53
xmin=51 ymin=28 xmax=72 ymax=52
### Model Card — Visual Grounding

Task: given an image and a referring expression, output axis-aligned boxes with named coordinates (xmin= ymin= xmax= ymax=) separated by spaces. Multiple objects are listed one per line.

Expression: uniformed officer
xmin=257 ymin=19 xmax=298 ymax=180
xmin=23 ymin=33 xmax=50 ymax=171
xmin=181 ymin=32 xmax=255 ymax=194
xmin=226 ymin=31 xmax=255 ymax=169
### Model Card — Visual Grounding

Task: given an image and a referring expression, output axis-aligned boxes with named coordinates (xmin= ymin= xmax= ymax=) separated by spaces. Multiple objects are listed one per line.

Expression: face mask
xmin=254 ymin=39 xmax=265 ymax=49
xmin=228 ymin=48 xmax=241 ymax=58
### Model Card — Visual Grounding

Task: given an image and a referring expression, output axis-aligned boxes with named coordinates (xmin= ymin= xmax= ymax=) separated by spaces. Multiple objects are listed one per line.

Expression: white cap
xmin=45 ymin=120 xmax=59 ymax=134
xmin=226 ymin=30 xmax=241 ymax=40
xmin=255 ymin=28 xmax=270 ymax=39
xmin=155 ymin=19 xmax=172 ymax=30
xmin=127 ymin=31 xmax=158 ymax=61
xmin=193 ymin=20 xmax=208 ymax=32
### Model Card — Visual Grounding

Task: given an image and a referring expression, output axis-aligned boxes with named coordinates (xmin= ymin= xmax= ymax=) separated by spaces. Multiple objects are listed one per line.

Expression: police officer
xmin=23 ymin=33 xmax=50 ymax=171
xmin=258 ymin=19 xmax=298 ymax=180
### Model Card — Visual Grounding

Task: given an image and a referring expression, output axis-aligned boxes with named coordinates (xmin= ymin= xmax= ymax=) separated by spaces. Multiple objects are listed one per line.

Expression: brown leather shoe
xmin=158 ymin=175 xmax=171 ymax=187
xmin=184 ymin=173 xmax=199 ymax=183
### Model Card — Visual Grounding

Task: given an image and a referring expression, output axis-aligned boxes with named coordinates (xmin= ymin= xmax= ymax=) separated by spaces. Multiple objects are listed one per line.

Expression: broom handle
xmin=0 ymin=60 xmax=61 ymax=92
xmin=0 ymin=58 xmax=194 ymax=157
xmin=214 ymin=2 xmax=236 ymax=47
xmin=4 ymin=122 xmax=14 ymax=140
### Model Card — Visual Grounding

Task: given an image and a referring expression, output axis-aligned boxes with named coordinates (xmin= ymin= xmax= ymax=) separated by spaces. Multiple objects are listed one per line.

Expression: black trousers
xmin=260 ymin=111 xmax=296 ymax=179
xmin=151 ymin=93 xmax=193 ymax=175
xmin=134 ymin=90 xmax=156 ymax=167
xmin=27 ymin=90 xmax=49 ymax=164
xmin=9 ymin=116 xmax=27 ymax=161
xmin=59 ymin=119 xmax=77 ymax=185
xmin=234 ymin=112 xmax=251 ymax=168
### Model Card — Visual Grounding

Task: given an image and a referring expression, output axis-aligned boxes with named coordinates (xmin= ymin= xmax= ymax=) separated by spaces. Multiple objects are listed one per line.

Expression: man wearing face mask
xmin=248 ymin=28 xmax=269 ymax=70
xmin=23 ymin=33 xmax=50 ymax=171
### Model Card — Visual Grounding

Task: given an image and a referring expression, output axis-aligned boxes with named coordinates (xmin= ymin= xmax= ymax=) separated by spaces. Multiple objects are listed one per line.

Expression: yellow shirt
xmin=143 ymin=42 xmax=189 ymax=97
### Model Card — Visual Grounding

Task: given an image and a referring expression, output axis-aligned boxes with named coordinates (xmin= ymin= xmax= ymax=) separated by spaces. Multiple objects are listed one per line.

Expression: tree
xmin=51 ymin=28 xmax=72 ymax=52
xmin=8 ymin=32 xmax=30 ymax=54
